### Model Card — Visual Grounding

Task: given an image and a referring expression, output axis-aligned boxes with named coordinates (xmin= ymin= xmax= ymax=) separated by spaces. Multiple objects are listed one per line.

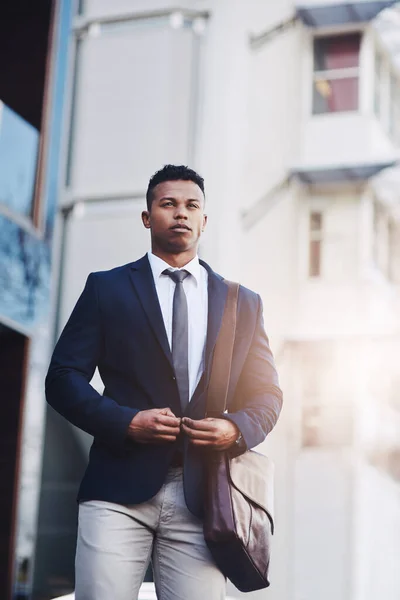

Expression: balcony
xmin=297 ymin=8 xmax=400 ymax=175
xmin=296 ymin=0 xmax=398 ymax=28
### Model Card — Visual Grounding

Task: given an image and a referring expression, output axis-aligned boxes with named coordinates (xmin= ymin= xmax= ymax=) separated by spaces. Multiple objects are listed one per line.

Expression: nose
xmin=174 ymin=205 xmax=188 ymax=220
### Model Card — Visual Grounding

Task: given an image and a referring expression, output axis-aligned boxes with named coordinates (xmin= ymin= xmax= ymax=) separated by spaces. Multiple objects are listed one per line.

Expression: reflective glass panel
xmin=0 ymin=102 xmax=39 ymax=219
xmin=0 ymin=216 xmax=50 ymax=329
xmin=314 ymin=33 xmax=361 ymax=71
xmin=313 ymin=77 xmax=359 ymax=114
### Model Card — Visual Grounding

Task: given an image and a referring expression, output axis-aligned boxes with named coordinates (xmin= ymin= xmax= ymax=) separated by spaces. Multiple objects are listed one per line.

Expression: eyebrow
xmin=158 ymin=196 xmax=201 ymax=203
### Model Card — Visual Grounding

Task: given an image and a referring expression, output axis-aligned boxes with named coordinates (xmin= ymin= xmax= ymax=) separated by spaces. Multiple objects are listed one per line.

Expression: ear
xmin=142 ymin=210 xmax=151 ymax=229
xmin=202 ymin=214 xmax=208 ymax=232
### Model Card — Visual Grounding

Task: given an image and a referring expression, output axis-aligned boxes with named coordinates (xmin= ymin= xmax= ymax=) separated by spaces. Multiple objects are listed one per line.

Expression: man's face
xmin=142 ymin=179 xmax=207 ymax=254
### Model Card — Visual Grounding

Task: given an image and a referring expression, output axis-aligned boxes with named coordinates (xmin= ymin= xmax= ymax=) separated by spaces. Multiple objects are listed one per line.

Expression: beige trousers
xmin=75 ymin=467 xmax=226 ymax=600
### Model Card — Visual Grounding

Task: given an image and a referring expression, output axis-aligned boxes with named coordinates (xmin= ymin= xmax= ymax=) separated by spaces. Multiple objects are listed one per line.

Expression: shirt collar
xmin=147 ymin=251 xmax=201 ymax=286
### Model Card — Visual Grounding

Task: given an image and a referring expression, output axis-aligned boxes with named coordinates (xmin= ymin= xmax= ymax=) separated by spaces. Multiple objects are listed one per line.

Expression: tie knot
xmin=163 ymin=268 xmax=190 ymax=284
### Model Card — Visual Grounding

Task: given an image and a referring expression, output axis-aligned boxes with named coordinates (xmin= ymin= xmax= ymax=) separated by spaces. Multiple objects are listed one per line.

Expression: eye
xmin=161 ymin=201 xmax=173 ymax=207
xmin=188 ymin=203 xmax=199 ymax=209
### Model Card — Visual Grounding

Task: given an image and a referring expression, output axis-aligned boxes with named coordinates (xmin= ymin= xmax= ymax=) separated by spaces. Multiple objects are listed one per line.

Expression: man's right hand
xmin=127 ymin=408 xmax=181 ymax=443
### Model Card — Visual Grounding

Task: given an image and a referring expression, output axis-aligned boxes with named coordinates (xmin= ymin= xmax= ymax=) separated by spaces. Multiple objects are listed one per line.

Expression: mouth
xmin=170 ymin=224 xmax=191 ymax=232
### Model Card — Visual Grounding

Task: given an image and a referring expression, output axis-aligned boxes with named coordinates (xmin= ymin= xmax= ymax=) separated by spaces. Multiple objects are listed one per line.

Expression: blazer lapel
xmin=128 ymin=255 xmax=173 ymax=370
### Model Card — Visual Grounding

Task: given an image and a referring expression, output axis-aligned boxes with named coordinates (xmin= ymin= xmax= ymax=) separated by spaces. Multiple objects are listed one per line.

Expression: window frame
xmin=312 ymin=31 xmax=362 ymax=115
xmin=373 ymin=36 xmax=400 ymax=147
xmin=374 ymin=47 xmax=383 ymax=120
xmin=389 ymin=69 xmax=400 ymax=146
xmin=372 ymin=196 xmax=396 ymax=281
xmin=309 ymin=210 xmax=324 ymax=278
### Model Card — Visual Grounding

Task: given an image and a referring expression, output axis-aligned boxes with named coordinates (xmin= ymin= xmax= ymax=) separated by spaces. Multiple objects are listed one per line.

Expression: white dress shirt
xmin=147 ymin=251 xmax=208 ymax=400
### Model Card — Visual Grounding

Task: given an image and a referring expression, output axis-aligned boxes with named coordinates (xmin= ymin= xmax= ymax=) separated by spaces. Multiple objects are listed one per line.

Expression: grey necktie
xmin=163 ymin=269 xmax=190 ymax=411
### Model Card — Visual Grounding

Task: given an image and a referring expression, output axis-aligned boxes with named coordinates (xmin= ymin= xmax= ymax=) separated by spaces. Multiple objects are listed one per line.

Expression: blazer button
xmin=172 ymin=375 xmax=176 ymax=381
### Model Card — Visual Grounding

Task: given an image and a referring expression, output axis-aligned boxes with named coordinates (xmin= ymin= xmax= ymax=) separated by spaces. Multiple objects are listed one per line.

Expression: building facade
xmin=34 ymin=0 xmax=400 ymax=599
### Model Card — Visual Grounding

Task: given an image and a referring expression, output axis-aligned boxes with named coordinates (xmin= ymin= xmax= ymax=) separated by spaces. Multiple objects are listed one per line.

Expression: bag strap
xmin=206 ymin=280 xmax=240 ymax=417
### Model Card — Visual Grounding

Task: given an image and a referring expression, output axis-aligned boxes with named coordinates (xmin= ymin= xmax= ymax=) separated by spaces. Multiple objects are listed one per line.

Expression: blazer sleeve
xmin=224 ymin=294 xmax=283 ymax=453
xmin=45 ymin=273 xmax=138 ymax=450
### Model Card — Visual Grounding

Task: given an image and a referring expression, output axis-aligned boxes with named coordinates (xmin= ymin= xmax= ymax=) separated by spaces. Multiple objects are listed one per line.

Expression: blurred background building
xmin=2 ymin=1 xmax=400 ymax=599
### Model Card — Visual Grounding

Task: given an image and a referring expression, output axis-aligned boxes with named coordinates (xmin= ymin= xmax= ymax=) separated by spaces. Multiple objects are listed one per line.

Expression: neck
xmin=150 ymin=247 xmax=197 ymax=268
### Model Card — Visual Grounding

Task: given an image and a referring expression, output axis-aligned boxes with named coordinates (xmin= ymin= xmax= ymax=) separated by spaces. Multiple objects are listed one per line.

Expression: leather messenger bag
xmin=203 ymin=281 xmax=275 ymax=593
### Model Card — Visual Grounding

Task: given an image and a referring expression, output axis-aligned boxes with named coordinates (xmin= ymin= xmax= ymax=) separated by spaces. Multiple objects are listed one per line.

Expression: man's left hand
xmin=181 ymin=417 xmax=240 ymax=450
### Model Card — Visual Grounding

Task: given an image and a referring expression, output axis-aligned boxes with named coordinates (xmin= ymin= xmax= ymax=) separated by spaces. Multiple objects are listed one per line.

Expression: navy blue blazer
xmin=45 ymin=255 xmax=282 ymax=517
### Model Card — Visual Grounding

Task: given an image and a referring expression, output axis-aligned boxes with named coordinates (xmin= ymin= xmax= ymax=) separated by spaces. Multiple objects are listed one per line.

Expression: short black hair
xmin=146 ymin=164 xmax=205 ymax=210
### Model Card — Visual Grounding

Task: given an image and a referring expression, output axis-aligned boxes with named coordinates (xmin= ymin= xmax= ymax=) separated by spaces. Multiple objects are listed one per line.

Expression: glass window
xmin=388 ymin=218 xmax=395 ymax=281
xmin=389 ymin=71 xmax=400 ymax=146
xmin=309 ymin=211 xmax=323 ymax=277
xmin=314 ymin=77 xmax=359 ymax=113
xmin=387 ymin=218 xmax=400 ymax=284
xmin=0 ymin=102 xmax=40 ymax=220
xmin=313 ymin=33 xmax=361 ymax=114
xmin=372 ymin=199 xmax=392 ymax=278
xmin=314 ymin=34 xmax=360 ymax=71
xmin=374 ymin=50 xmax=383 ymax=120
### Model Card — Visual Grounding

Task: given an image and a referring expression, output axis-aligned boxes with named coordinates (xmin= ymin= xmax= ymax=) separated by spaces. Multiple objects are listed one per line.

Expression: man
xmin=45 ymin=164 xmax=283 ymax=600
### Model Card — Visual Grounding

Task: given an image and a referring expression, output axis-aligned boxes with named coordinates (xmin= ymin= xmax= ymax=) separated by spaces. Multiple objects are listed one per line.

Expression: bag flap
xmin=228 ymin=450 xmax=275 ymax=533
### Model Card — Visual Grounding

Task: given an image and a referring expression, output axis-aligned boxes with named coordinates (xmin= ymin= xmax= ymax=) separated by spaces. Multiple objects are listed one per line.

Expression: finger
xmin=182 ymin=417 xmax=216 ymax=431
xmin=155 ymin=426 xmax=181 ymax=436
xmin=150 ymin=434 xmax=178 ymax=442
xmin=156 ymin=415 xmax=181 ymax=427
xmin=159 ymin=407 xmax=177 ymax=417
xmin=182 ymin=424 xmax=216 ymax=441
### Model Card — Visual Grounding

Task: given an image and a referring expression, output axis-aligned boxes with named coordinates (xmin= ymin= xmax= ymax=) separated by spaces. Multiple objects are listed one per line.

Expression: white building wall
xmin=194 ymin=0 xmax=251 ymax=277
xmin=241 ymin=189 xmax=298 ymax=345
xmin=294 ymin=451 xmax=353 ymax=600
xmin=244 ymin=3 xmax=302 ymax=200
xmin=353 ymin=466 xmax=400 ymax=600
xmin=302 ymin=112 xmax=397 ymax=167
xmin=70 ymin=24 xmax=195 ymax=197
xmin=59 ymin=200 xmax=149 ymax=327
